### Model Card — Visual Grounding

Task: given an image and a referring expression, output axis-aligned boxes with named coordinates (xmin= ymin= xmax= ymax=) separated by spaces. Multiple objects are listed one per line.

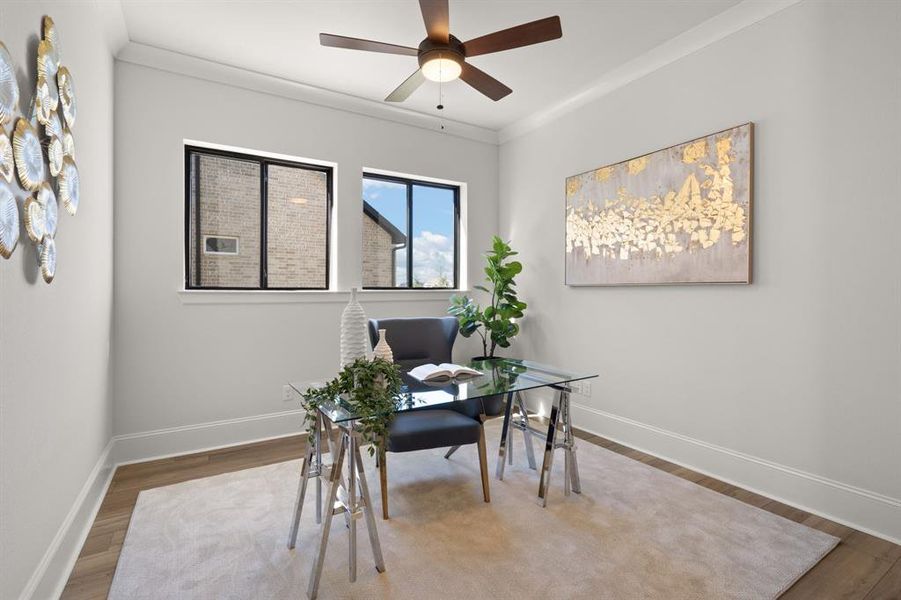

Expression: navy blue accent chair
xmin=368 ymin=317 xmax=490 ymax=519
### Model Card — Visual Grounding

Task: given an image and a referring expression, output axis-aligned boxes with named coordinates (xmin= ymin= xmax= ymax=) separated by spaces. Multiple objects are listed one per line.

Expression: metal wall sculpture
xmin=0 ymin=16 xmax=79 ymax=283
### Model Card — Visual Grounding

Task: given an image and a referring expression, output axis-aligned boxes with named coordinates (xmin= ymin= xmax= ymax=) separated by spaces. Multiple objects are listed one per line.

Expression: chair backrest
xmin=368 ymin=317 xmax=458 ymax=370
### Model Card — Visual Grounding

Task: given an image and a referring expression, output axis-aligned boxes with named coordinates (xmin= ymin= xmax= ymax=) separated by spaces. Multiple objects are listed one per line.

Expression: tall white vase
xmin=340 ymin=287 xmax=370 ymax=367
xmin=372 ymin=328 xmax=394 ymax=363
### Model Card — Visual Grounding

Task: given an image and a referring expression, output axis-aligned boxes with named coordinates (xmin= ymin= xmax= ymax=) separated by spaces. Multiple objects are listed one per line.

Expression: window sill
xmin=177 ymin=289 xmax=470 ymax=305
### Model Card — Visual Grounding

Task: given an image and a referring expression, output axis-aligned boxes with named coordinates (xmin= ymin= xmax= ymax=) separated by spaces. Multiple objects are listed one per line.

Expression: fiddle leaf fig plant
xmin=301 ymin=357 xmax=402 ymax=455
xmin=449 ymin=236 xmax=527 ymax=358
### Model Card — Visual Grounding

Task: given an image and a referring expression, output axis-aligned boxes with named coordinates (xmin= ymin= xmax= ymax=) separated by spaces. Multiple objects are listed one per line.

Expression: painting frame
xmin=564 ymin=123 xmax=754 ymax=286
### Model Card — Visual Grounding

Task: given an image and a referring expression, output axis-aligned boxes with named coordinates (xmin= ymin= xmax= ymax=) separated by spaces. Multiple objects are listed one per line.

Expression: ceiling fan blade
xmin=462 ymin=16 xmax=562 ymax=57
xmin=419 ymin=0 xmax=449 ymax=43
xmin=385 ymin=69 xmax=426 ymax=102
xmin=319 ymin=33 xmax=418 ymax=56
xmin=459 ymin=62 xmax=512 ymax=101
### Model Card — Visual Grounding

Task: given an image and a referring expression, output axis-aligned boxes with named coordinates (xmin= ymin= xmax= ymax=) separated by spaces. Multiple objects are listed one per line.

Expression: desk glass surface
xmin=290 ymin=358 xmax=598 ymax=424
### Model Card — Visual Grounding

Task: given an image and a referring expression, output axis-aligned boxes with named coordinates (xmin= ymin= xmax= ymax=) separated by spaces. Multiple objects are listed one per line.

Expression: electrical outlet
xmin=283 ymin=385 xmax=297 ymax=403
xmin=285 ymin=381 xmax=324 ymax=402
xmin=571 ymin=379 xmax=592 ymax=397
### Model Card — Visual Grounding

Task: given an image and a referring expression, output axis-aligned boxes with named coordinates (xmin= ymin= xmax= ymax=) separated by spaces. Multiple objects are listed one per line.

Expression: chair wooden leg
xmin=477 ymin=425 xmax=491 ymax=503
xmin=378 ymin=444 xmax=389 ymax=520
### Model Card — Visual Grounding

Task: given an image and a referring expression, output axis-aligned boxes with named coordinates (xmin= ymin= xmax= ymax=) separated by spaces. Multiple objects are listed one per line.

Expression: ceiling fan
xmin=319 ymin=0 xmax=562 ymax=103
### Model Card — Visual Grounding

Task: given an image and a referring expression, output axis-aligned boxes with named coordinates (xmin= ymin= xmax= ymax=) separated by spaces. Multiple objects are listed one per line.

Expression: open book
xmin=408 ymin=363 xmax=483 ymax=383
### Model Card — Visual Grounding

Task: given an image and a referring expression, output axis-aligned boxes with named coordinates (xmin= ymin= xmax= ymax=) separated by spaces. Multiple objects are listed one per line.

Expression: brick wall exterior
xmin=188 ymin=152 xmax=397 ymax=289
xmin=266 ymin=165 xmax=328 ymax=288
xmin=362 ymin=215 xmax=397 ymax=287
xmin=189 ymin=154 xmax=261 ymax=288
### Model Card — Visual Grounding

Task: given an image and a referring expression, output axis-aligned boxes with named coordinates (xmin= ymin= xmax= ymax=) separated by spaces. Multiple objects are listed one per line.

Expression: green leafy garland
xmin=301 ymin=357 xmax=403 ymax=455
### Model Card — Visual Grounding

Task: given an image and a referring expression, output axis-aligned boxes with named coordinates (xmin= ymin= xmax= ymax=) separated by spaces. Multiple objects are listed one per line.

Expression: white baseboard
xmin=571 ymin=402 xmax=901 ymax=545
xmin=19 ymin=440 xmax=116 ymax=600
xmin=112 ymin=409 xmax=305 ymax=465
xmin=21 ymin=409 xmax=306 ymax=600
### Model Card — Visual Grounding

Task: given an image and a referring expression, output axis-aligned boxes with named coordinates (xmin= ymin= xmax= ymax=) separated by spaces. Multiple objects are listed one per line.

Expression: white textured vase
xmin=372 ymin=328 xmax=394 ymax=363
xmin=340 ymin=288 xmax=370 ymax=367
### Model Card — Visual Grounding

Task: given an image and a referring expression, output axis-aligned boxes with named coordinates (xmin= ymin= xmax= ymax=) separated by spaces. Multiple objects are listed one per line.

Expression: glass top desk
xmin=293 ymin=358 xmax=594 ymax=421
xmin=287 ymin=358 xmax=598 ymax=599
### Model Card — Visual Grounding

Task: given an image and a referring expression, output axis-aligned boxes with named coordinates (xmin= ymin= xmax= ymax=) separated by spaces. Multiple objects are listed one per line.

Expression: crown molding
xmin=115 ymin=42 xmax=499 ymax=146
xmin=114 ymin=0 xmax=801 ymax=147
xmin=498 ymin=0 xmax=803 ymax=144
xmin=95 ymin=0 xmax=129 ymax=57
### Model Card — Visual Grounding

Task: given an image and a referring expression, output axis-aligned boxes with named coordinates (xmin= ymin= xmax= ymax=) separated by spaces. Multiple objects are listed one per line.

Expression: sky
xmin=362 ymin=177 xmax=455 ymax=287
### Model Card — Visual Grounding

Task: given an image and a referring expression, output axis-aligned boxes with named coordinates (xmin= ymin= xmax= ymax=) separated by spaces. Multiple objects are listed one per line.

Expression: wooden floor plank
xmin=844 ymin=531 xmax=901 ymax=564
xmin=695 ymin=475 xmax=738 ymax=496
xmin=762 ymin=500 xmax=813 ymax=524
xmin=801 ymin=514 xmax=856 ymax=540
xmin=781 ymin=543 xmax=895 ymax=600
xmin=864 ymin=558 xmax=901 ymax=600
xmin=669 ymin=466 xmax=707 ymax=483
xmin=59 ymin=430 xmax=901 ymax=600
xmin=728 ymin=487 xmax=774 ymax=509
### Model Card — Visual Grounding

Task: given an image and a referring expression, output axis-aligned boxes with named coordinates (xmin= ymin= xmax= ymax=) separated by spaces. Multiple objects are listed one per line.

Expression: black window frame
xmin=361 ymin=172 xmax=460 ymax=290
xmin=184 ymin=145 xmax=333 ymax=291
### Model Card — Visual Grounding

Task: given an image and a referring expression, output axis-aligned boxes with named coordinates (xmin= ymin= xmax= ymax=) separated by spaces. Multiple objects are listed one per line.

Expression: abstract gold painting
xmin=565 ymin=123 xmax=753 ymax=285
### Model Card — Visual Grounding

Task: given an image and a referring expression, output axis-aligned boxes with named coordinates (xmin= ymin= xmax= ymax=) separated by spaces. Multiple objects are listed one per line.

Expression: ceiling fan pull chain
xmin=437 ymin=54 xmax=445 ymax=111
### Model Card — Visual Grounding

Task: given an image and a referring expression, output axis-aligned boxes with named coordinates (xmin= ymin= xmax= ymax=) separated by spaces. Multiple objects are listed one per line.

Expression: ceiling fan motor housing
xmin=417 ymin=34 xmax=465 ymax=69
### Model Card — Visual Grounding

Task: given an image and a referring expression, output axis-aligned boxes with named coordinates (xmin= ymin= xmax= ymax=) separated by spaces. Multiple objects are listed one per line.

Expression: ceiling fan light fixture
xmin=420 ymin=53 xmax=462 ymax=82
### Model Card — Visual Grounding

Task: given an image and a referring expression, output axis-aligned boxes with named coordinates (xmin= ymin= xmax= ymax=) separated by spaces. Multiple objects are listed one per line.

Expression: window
xmin=203 ymin=235 xmax=239 ymax=255
xmin=185 ymin=146 xmax=332 ymax=290
xmin=362 ymin=174 xmax=459 ymax=289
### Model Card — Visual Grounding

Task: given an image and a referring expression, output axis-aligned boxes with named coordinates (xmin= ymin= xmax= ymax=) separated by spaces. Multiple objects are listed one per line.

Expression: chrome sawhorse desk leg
xmin=537 ymin=385 xmax=581 ymax=507
xmin=288 ymin=412 xmax=326 ymax=550
xmin=496 ymin=391 xmax=544 ymax=480
xmin=495 ymin=391 xmax=539 ymax=478
xmin=287 ymin=413 xmax=386 ymax=600
xmin=512 ymin=391 xmax=537 ymax=470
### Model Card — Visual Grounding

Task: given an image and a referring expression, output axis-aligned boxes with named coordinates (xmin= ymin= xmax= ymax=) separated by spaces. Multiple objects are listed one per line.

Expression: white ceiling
xmin=119 ymin=0 xmax=741 ymax=131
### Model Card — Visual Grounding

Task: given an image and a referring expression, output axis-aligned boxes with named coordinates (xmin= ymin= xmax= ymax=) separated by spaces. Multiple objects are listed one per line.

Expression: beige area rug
xmin=109 ymin=422 xmax=837 ymax=599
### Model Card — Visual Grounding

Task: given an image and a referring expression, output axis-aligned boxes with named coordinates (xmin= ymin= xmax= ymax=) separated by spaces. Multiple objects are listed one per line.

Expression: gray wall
xmin=113 ymin=61 xmax=497 ymax=436
xmin=0 ymin=4 xmax=122 ymax=599
xmin=499 ymin=0 xmax=900 ymax=536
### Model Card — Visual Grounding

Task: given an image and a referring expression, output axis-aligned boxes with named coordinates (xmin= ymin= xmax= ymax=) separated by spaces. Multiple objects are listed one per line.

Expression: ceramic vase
xmin=340 ymin=287 xmax=369 ymax=367
xmin=372 ymin=328 xmax=394 ymax=363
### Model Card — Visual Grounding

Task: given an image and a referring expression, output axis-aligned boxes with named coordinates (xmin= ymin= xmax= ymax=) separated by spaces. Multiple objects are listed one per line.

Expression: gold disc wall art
xmin=24 ymin=193 xmax=46 ymax=243
xmin=58 ymin=66 xmax=76 ymax=127
xmin=43 ymin=17 xmax=61 ymax=56
xmin=0 ymin=42 xmax=18 ymax=126
xmin=58 ymin=156 xmax=79 ymax=215
xmin=48 ymin=135 xmax=63 ymax=176
xmin=62 ymin=126 xmax=74 ymax=158
xmin=13 ymin=118 xmax=45 ymax=191
xmin=0 ymin=15 xmax=79 ymax=274
xmin=0 ymin=183 xmax=18 ymax=258
xmin=0 ymin=131 xmax=13 ymax=182
xmin=39 ymin=236 xmax=56 ymax=283
xmin=45 ymin=107 xmax=62 ymax=139
xmin=35 ymin=76 xmax=54 ymax=125
xmin=38 ymin=182 xmax=57 ymax=238
xmin=36 ymin=39 xmax=59 ymax=110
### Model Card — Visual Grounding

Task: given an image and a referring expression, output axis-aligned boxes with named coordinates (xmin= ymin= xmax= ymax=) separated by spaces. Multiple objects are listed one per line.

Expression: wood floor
xmin=61 ymin=430 xmax=901 ymax=600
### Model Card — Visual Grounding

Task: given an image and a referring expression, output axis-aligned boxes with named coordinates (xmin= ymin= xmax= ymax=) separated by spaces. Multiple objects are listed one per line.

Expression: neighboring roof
xmin=363 ymin=201 xmax=406 ymax=244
